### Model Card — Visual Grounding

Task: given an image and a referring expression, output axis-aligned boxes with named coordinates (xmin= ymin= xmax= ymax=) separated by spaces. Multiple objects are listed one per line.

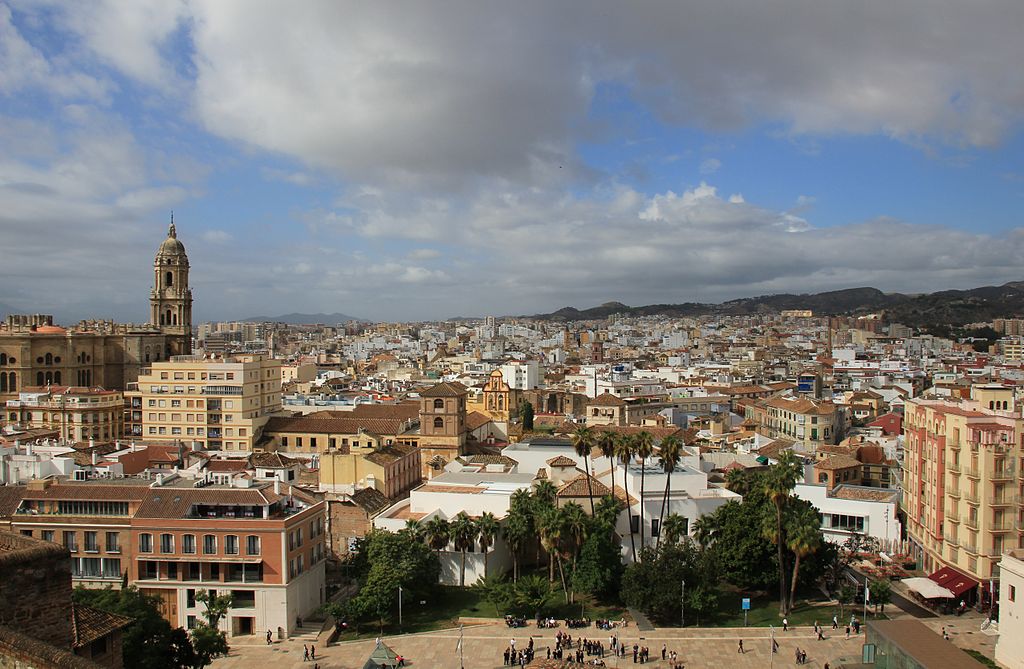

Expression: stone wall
xmin=0 ymin=532 xmax=73 ymax=650
xmin=0 ymin=627 xmax=101 ymax=669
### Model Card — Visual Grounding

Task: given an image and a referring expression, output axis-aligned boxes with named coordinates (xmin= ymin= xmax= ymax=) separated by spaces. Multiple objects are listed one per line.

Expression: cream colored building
xmin=903 ymin=385 xmax=1024 ymax=600
xmin=5 ymin=386 xmax=124 ymax=442
xmin=746 ymin=395 xmax=841 ymax=450
xmin=126 ymin=354 xmax=282 ymax=452
xmin=996 ymin=549 xmax=1024 ymax=667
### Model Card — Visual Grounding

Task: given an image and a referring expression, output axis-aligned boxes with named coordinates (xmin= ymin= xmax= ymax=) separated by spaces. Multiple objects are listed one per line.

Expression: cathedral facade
xmin=0 ymin=222 xmax=194 ymax=402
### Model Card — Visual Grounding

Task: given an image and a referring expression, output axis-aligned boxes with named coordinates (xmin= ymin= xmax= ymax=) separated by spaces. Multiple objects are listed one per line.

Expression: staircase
xmin=291 ymin=620 xmax=325 ymax=642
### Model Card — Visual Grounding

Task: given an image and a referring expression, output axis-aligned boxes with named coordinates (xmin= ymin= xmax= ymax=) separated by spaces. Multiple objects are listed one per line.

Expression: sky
xmin=2 ymin=1 xmax=1024 ymax=324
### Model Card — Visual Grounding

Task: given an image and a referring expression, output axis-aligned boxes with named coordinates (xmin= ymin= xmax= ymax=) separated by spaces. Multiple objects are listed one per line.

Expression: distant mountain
xmin=525 ymin=282 xmax=1024 ymax=328
xmin=241 ymin=312 xmax=368 ymax=325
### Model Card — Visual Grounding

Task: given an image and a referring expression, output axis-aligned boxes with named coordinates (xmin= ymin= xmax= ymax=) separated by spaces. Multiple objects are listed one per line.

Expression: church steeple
xmin=151 ymin=216 xmax=193 ymax=356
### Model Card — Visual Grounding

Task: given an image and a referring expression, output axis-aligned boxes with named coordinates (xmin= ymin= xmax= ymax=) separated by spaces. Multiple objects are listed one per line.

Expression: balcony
xmin=948 ymin=461 xmax=962 ymax=474
xmin=946 ymin=536 xmax=960 ymax=548
xmin=964 ymin=467 xmax=981 ymax=479
xmin=964 ymin=516 xmax=979 ymax=530
xmin=946 ymin=513 xmax=960 ymax=524
xmin=990 ymin=494 xmax=1019 ymax=507
xmin=948 ymin=487 xmax=962 ymax=500
xmin=990 ymin=519 xmax=1016 ymax=532
xmin=964 ymin=491 xmax=980 ymax=504
xmin=963 ymin=541 xmax=979 ymax=555
xmin=991 ymin=469 xmax=1016 ymax=482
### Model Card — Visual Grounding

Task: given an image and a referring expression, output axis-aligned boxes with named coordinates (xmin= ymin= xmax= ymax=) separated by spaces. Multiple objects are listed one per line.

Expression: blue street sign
xmin=742 ymin=598 xmax=751 ymax=610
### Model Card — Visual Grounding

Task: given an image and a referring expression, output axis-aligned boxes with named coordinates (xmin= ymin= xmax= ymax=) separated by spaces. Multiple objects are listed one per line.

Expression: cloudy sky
xmin=3 ymin=1 xmax=1024 ymax=323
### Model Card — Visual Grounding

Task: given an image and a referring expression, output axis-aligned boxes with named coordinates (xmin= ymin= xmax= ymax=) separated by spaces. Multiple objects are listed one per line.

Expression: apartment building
xmin=745 ymin=395 xmax=841 ymax=451
xmin=125 ymin=354 xmax=282 ymax=452
xmin=903 ymin=384 xmax=1024 ymax=604
xmin=5 ymin=386 xmax=124 ymax=443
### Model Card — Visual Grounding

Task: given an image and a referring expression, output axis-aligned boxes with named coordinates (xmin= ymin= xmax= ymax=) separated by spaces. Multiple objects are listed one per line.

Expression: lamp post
xmin=398 ymin=585 xmax=403 ymax=628
xmin=681 ymin=578 xmax=685 ymax=628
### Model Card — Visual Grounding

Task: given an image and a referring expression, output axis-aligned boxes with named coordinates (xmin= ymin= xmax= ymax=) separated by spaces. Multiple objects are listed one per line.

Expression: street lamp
xmin=398 ymin=585 xmax=403 ymax=627
xmin=681 ymin=578 xmax=685 ymax=628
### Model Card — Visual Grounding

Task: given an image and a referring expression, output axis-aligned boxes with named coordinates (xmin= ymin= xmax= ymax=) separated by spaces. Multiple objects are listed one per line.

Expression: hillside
xmin=241 ymin=312 xmax=367 ymax=325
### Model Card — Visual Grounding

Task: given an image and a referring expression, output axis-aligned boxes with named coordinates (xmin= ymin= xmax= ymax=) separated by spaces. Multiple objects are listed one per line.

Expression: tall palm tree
xmin=571 ymin=425 xmax=596 ymax=514
xmin=597 ymin=429 xmax=618 ymax=500
xmin=476 ymin=511 xmax=499 ymax=578
xmin=614 ymin=434 xmax=638 ymax=562
xmin=562 ymin=502 xmax=589 ymax=603
xmin=725 ymin=467 xmax=751 ymax=496
xmin=764 ymin=450 xmax=803 ymax=615
xmin=402 ymin=518 xmax=425 ymax=543
xmin=663 ymin=513 xmax=689 ymax=545
xmin=786 ymin=504 xmax=823 ymax=614
xmin=655 ymin=434 xmax=682 ymax=550
xmin=532 ymin=479 xmax=557 ymax=508
xmin=634 ymin=430 xmax=654 ymax=553
xmin=538 ymin=506 xmax=569 ymax=600
xmin=503 ymin=508 xmax=531 ymax=582
xmin=451 ymin=512 xmax=478 ymax=587
xmin=425 ymin=515 xmax=451 ymax=554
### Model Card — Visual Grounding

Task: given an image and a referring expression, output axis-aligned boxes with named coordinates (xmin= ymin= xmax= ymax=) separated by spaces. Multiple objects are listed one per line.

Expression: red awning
xmin=928 ymin=565 xmax=980 ymax=599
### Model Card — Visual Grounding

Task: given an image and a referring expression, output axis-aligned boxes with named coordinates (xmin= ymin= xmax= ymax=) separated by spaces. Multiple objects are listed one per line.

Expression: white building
xmin=794 ymin=483 xmax=901 ymax=550
xmin=0 ymin=440 xmax=79 ymax=484
xmin=500 ymin=360 xmax=541 ymax=390
xmin=996 ymin=550 xmax=1024 ymax=668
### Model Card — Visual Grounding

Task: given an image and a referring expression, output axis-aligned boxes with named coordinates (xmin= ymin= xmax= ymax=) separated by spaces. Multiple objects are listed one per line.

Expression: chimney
xmin=89 ymin=438 xmax=95 ymax=449
xmin=91 ymin=450 xmax=99 ymax=465
xmin=156 ymin=473 xmax=165 ymax=486
xmin=274 ymin=479 xmax=281 ymax=495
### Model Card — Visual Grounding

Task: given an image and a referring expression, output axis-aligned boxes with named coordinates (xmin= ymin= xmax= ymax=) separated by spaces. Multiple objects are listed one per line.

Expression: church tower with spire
xmin=150 ymin=215 xmax=193 ymax=355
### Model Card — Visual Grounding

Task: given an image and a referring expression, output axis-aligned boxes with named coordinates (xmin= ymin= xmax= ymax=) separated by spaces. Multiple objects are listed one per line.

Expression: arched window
xmin=0 ymin=373 xmax=6 ymax=392
xmin=45 ymin=372 xmax=52 ymax=385
xmin=990 ymin=401 xmax=995 ymax=409
xmin=172 ymin=312 xmax=177 ymax=325
xmin=36 ymin=372 xmax=44 ymax=386
xmin=434 ymin=417 xmax=444 ymax=429
xmin=54 ymin=371 xmax=61 ymax=385
xmin=85 ymin=370 xmax=91 ymax=386
xmin=8 ymin=372 xmax=14 ymax=391
xmin=45 ymin=353 xmax=52 ymax=365
xmin=1003 ymin=401 xmax=1009 ymax=410
xmin=433 ymin=399 xmax=444 ymax=410
xmin=166 ymin=309 xmax=172 ymax=325
xmin=159 ymin=313 xmax=165 ymax=325
xmin=166 ymin=271 xmax=173 ymax=287
xmin=0 ymin=353 xmax=6 ymax=365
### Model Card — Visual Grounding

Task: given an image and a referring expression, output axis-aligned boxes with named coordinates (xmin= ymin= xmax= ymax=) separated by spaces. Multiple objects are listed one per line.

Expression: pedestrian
xmin=817 ymin=628 xmax=825 ymax=641
xmin=310 ymin=645 xmax=316 ymax=660
xmin=832 ymin=615 xmax=838 ymax=629
xmin=662 ymin=643 xmax=667 ymax=660
xmin=266 ymin=629 xmax=273 ymax=645
xmin=845 ymin=625 xmax=850 ymax=640
xmin=504 ymin=648 xmax=510 ymax=665
xmin=397 ymin=654 xmax=405 ymax=667
xmin=795 ymin=647 xmax=801 ymax=664
xmin=800 ymin=649 xmax=807 ymax=664
xmin=737 ymin=639 xmax=744 ymax=654
xmin=772 ymin=638 xmax=779 ymax=654
xmin=510 ymin=637 xmax=516 ymax=651
xmin=303 ymin=644 xmax=310 ymax=662
xmin=783 ymin=617 xmax=789 ymax=631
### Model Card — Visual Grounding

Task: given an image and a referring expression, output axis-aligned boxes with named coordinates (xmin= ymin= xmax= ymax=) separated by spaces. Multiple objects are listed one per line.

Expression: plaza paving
xmin=212 ymin=620 xmax=878 ymax=669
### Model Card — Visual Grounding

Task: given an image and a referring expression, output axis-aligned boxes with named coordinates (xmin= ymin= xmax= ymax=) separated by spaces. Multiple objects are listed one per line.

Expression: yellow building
xmin=748 ymin=395 xmax=840 ymax=450
xmin=125 ymin=353 xmax=281 ymax=452
xmin=903 ymin=385 xmax=1024 ymax=600
xmin=4 ymin=385 xmax=124 ymax=442
xmin=417 ymin=381 xmax=468 ymax=478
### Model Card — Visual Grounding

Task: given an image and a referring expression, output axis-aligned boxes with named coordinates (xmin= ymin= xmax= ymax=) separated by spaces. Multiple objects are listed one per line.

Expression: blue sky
xmin=2 ymin=1 xmax=1024 ymax=323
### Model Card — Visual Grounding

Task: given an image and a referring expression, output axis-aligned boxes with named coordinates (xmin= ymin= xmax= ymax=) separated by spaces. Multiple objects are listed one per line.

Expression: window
xmin=42 ymin=530 xmax=54 ymax=543
xmin=203 ymin=534 xmax=216 ymax=554
xmin=139 ymin=533 xmax=153 ymax=553
xmin=433 ymin=399 xmax=444 ymax=409
xmin=182 ymin=534 xmax=196 ymax=554
xmin=651 ymin=518 xmax=661 ymax=537
xmin=434 ymin=417 xmax=444 ymax=429
xmin=1010 ymin=585 xmax=1016 ymax=602
xmin=159 ymin=533 xmax=174 ymax=554
xmin=187 ymin=589 xmax=197 ymax=607
xmin=106 ymin=532 xmax=120 ymax=553
xmin=64 ymin=531 xmax=78 ymax=552
xmin=246 ymin=535 xmax=261 ymax=555
xmin=84 ymin=531 xmax=98 ymax=552
xmin=102 ymin=558 xmax=121 ymax=579
xmin=225 ymin=535 xmax=239 ymax=555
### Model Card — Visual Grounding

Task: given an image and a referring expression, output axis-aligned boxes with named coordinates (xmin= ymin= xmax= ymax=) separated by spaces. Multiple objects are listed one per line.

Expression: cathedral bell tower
xmin=150 ymin=216 xmax=193 ymax=355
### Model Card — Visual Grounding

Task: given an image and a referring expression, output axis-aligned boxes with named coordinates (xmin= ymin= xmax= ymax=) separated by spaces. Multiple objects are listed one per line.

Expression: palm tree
xmin=532 ymin=479 xmax=557 ymax=508
xmin=655 ymin=434 xmax=682 ymax=550
xmin=663 ymin=513 xmax=689 ymax=545
xmin=633 ymin=430 xmax=654 ymax=553
xmin=503 ymin=508 xmax=531 ymax=582
xmin=425 ymin=515 xmax=451 ymax=554
xmin=764 ymin=450 xmax=803 ymax=615
xmin=402 ymin=518 xmax=425 ymax=542
xmin=571 ymin=425 xmax=596 ymax=514
xmin=786 ymin=504 xmax=823 ymax=613
xmin=614 ymin=434 xmax=638 ymax=562
xmin=597 ymin=430 xmax=618 ymax=499
xmin=451 ymin=512 xmax=479 ymax=587
xmin=562 ymin=502 xmax=589 ymax=603
xmin=538 ymin=506 xmax=569 ymax=599
xmin=691 ymin=514 xmax=716 ymax=547
xmin=593 ymin=494 xmax=622 ymax=537
xmin=725 ymin=467 xmax=752 ymax=496
xmin=477 ymin=511 xmax=499 ymax=578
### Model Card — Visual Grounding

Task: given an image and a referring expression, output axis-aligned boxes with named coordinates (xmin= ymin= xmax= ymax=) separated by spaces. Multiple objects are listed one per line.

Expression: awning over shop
xmin=928 ymin=566 xmax=980 ymax=599
xmin=902 ymin=577 xmax=955 ymax=600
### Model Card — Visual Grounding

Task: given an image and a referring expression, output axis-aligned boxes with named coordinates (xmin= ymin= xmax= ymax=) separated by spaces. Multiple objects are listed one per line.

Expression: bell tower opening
xmin=150 ymin=213 xmax=194 ymax=355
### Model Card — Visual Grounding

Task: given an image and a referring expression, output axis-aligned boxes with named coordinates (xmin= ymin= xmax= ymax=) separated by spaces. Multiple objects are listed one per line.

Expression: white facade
xmin=500 ymin=360 xmax=540 ymax=390
xmin=793 ymin=483 xmax=901 ymax=550
xmin=996 ymin=550 xmax=1024 ymax=668
xmin=0 ymin=442 xmax=78 ymax=484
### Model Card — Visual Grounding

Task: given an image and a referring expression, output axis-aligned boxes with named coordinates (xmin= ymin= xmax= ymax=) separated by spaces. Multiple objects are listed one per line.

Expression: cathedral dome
xmin=157 ymin=221 xmax=187 ymax=257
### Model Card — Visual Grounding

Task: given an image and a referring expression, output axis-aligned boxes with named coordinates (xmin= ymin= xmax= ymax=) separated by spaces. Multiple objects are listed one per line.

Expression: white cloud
xmin=200 ymin=229 xmax=232 ymax=243
xmin=699 ymin=157 xmax=721 ymax=175
xmin=408 ymin=248 xmax=441 ymax=260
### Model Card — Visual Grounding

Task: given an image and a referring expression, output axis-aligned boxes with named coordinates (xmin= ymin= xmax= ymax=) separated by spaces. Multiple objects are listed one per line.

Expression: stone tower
xmin=150 ymin=216 xmax=193 ymax=356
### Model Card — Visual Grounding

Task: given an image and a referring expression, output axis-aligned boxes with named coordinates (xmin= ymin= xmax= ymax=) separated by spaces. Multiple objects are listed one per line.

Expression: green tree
xmin=634 ymin=430 xmax=654 ymax=555
xmin=562 ymin=502 xmax=589 ymax=601
xmin=190 ymin=589 xmax=233 ymax=666
xmin=476 ymin=511 xmax=499 ymax=577
xmin=511 ymin=574 xmax=553 ymax=619
xmin=538 ymin=506 xmax=569 ymax=599
xmin=593 ymin=494 xmax=622 ymax=538
xmin=571 ymin=424 xmax=597 ymax=514
xmin=503 ymin=505 xmax=531 ymax=582
xmin=571 ymin=531 xmax=624 ymax=601
xmin=521 ymin=401 xmax=535 ymax=431
xmin=764 ymin=451 xmax=803 ymax=615
xmin=655 ymin=434 xmax=683 ymax=550
xmin=451 ymin=512 xmax=479 ymax=587
xmin=837 ymin=583 xmax=857 ymax=620
xmin=785 ymin=501 xmax=823 ymax=613
xmin=663 ymin=513 xmax=689 ymax=545
xmin=869 ymin=579 xmax=892 ymax=614
xmin=725 ymin=467 xmax=754 ymax=496
xmin=597 ymin=430 xmax=618 ymax=500
xmin=72 ymin=586 xmax=199 ymax=669
xmin=614 ymin=434 xmax=638 ymax=562
xmin=621 ymin=542 xmax=701 ymax=625
xmin=401 ymin=518 xmax=425 ymax=542
xmin=472 ymin=573 xmax=511 ymax=616
xmin=425 ymin=515 xmax=451 ymax=554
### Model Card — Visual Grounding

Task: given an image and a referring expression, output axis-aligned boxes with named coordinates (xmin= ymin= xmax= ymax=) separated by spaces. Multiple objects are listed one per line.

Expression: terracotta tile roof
xmin=349 ymin=487 xmax=391 ymax=515
xmin=418 ymin=484 xmax=482 ymax=494
xmin=556 ymin=473 xmax=611 ymax=499
xmin=133 ymin=485 xmax=284 ymax=519
xmin=465 ymin=411 xmax=493 ymax=431
xmin=467 ymin=454 xmax=518 ymax=467
xmin=831 ymin=485 xmax=898 ymax=502
xmin=0 ymin=486 xmax=26 ymax=515
xmin=757 ymin=438 xmax=795 ymax=458
xmin=349 ymin=401 xmax=421 ymax=421
xmin=546 ymin=455 xmax=577 ymax=467
xmin=263 ymin=415 xmax=412 ymax=436
xmin=364 ymin=443 xmax=418 ymax=467
xmin=815 ymin=455 xmax=862 ymax=471
xmin=588 ymin=392 xmax=626 ymax=407
xmin=249 ymin=452 xmax=298 ymax=468
xmin=20 ymin=483 xmax=151 ymax=502
xmin=206 ymin=459 xmax=249 ymax=473
xmin=419 ymin=381 xmax=468 ymax=398
xmin=534 ymin=468 xmax=548 ymax=480
xmin=71 ymin=604 xmax=132 ymax=648
xmin=763 ymin=396 xmax=837 ymax=415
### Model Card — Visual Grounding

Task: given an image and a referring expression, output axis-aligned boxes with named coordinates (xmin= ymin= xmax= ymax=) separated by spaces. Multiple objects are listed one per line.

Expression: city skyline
xmin=3 ymin=1 xmax=1024 ymax=323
